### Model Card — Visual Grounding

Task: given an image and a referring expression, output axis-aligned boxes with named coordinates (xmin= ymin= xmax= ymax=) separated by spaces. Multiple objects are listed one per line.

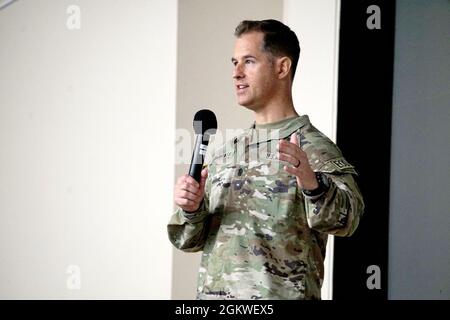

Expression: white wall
xmin=284 ymin=0 xmax=340 ymax=138
xmin=284 ymin=0 xmax=341 ymax=300
xmin=0 ymin=0 xmax=177 ymax=298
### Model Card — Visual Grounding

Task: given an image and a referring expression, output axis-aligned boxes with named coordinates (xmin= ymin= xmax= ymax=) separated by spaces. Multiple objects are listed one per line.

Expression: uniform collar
xmin=247 ymin=115 xmax=310 ymax=145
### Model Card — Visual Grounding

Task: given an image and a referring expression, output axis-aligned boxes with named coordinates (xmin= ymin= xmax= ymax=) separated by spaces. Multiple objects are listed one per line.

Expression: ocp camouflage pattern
xmin=168 ymin=115 xmax=364 ymax=299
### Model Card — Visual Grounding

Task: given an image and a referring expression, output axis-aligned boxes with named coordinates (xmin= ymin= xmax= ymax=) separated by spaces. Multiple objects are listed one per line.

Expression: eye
xmin=245 ymin=59 xmax=254 ymax=64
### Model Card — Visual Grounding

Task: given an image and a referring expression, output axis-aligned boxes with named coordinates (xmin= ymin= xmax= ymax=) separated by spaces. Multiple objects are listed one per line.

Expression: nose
xmin=233 ymin=63 xmax=244 ymax=80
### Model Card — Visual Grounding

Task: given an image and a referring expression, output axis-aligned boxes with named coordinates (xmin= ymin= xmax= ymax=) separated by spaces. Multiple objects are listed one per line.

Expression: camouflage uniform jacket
xmin=168 ymin=115 xmax=364 ymax=299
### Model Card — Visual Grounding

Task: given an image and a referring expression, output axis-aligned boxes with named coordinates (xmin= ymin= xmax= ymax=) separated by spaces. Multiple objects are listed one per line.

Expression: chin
xmin=240 ymin=104 xmax=258 ymax=112
xmin=238 ymin=101 xmax=260 ymax=112
xmin=237 ymin=98 xmax=255 ymax=109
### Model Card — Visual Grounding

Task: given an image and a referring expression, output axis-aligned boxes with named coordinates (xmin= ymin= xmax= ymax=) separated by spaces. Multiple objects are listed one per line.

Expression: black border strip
xmin=333 ymin=0 xmax=396 ymax=299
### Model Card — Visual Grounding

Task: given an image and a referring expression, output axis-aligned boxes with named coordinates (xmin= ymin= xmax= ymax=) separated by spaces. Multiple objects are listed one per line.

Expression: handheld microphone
xmin=189 ymin=109 xmax=217 ymax=182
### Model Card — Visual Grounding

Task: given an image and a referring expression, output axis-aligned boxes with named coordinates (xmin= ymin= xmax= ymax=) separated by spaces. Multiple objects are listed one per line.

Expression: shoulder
xmin=298 ymin=121 xmax=356 ymax=174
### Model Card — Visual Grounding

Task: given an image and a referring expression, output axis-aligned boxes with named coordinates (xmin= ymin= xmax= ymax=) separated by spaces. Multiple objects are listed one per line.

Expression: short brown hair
xmin=234 ymin=19 xmax=301 ymax=79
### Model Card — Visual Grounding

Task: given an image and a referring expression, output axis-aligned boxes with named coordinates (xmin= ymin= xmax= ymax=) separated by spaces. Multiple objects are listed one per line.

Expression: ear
xmin=276 ymin=57 xmax=292 ymax=80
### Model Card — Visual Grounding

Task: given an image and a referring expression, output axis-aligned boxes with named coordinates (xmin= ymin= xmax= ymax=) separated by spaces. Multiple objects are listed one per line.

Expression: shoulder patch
xmin=331 ymin=159 xmax=352 ymax=170
xmin=321 ymin=158 xmax=356 ymax=174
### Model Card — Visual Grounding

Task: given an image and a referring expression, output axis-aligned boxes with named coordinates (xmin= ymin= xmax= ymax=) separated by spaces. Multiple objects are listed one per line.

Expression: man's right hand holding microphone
xmin=174 ymin=168 xmax=208 ymax=213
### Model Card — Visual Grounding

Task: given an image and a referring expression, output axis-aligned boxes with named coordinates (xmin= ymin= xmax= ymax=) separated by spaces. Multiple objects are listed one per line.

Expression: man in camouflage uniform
xmin=168 ymin=20 xmax=364 ymax=299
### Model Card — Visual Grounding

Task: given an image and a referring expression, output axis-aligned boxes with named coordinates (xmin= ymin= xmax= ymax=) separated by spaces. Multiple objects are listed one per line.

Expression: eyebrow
xmin=231 ymin=55 xmax=257 ymax=63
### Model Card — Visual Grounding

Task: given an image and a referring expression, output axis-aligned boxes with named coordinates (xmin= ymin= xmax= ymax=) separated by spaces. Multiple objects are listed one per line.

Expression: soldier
xmin=168 ymin=19 xmax=364 ymax=299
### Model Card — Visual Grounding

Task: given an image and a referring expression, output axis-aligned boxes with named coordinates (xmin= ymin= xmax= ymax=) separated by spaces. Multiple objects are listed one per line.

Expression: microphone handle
xmin=189 ymin=134 xmax=207 ymax=182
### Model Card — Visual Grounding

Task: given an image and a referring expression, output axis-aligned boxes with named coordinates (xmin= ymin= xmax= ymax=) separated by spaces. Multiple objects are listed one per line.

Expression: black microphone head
xmin=193 ymin=109 xmax=217 ymax=135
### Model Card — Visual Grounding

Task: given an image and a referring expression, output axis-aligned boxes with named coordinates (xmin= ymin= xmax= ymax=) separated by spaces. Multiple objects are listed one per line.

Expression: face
xmin=232 ymin=32 xmax=278 ymax=110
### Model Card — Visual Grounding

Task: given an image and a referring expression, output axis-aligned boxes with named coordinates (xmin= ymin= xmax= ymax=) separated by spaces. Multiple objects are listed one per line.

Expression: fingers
xmin=284 ymin=164 xmax=319 ymax=191
xmin=283 ymin=164 xmax=299 ymax=176
xmin=278 ymin=152 xmax=300 ymax=167
xmin=177 ymin=187 xmax=202 ymax=201
xmin=200 ymin=168 xmax=208 ymax=186
xmin=178 ymin=176 xmax=201 ymax=194
xmin=198 ymin=169 xmax=208 ymax=193
xmin=278 ymin=138 xmax=306 ymax=164
xmin=278 ymin=138 xmax=305 ymax=157
xmin=178 ymin=175 xmax=203 ymax=195
xmin=180 ymin=174 xmax=200 ymax=189
xmin=290 ymin=132 xmax=298 ymax=145
xmin=174 ymin=173 xmax=207 ymax=212
xmin=283 ymin=164 xmax=307 ymax=190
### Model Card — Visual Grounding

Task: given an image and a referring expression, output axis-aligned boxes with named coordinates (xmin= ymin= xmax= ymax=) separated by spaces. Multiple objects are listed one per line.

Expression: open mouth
xmin=236 ymin=84 xmax=249 ymax=92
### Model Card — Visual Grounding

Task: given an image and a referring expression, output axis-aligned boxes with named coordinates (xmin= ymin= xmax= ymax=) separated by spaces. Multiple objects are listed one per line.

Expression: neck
xmin=253 ymin=94 xmax=298 ymax=124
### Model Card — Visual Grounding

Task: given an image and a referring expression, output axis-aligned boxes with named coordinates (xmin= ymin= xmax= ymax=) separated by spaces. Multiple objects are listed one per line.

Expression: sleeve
xmin=167 ymin=150 xmax=215 ymax=252
xmin=304 ymin=159 xmax=365 ymax=237
xmin=167 ymin=198 xmax=211 ymax=252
